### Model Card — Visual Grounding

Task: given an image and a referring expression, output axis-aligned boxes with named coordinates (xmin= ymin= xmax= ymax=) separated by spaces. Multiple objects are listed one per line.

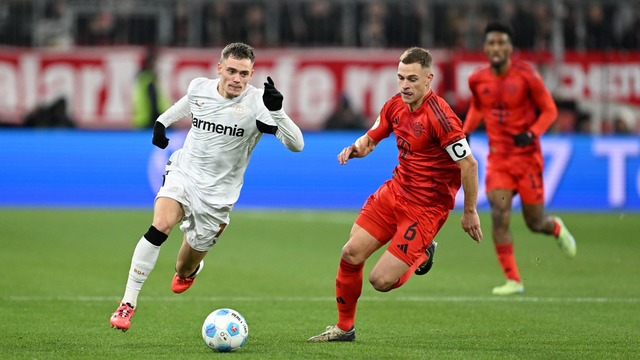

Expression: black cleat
xmin=414 ymin=241 xmax=437 ymax=276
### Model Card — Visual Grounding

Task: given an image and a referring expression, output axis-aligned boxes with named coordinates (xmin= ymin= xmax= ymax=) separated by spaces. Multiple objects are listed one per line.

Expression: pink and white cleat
xmin=110 ymin=302 xmax=135 ymax=332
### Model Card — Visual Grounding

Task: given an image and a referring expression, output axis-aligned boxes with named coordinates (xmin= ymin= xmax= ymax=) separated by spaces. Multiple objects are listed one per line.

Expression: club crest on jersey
xmin=232 ymin=104 xmax=246 ymax=119
xmin=413 ymin=122 xmax=423 ymax=137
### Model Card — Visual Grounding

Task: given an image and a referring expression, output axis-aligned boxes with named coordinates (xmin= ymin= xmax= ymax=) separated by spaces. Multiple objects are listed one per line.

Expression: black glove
xmin=152 ymin=121 xmax=169 ymax=149
xmin=513 ymin=131 xmax=534 ymax=146
xmin=262 ymin=76 xmax=283 ymax=111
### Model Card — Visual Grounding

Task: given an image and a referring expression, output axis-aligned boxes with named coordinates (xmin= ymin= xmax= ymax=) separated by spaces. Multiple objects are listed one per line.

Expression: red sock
xmin=552 ymin=219 xmax=561 ymax=237
xmin=335 ymin=258 xmax=364 ymax=331
xmin=495 ymin=243 xmax=520 ymax=282
xmin=390 ymin=252 xmax=427 ymax=290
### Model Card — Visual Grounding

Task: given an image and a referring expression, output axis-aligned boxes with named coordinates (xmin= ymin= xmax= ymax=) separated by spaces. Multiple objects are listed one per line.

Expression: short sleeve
xmin=367 ymin=99 xmax=394 ymax=142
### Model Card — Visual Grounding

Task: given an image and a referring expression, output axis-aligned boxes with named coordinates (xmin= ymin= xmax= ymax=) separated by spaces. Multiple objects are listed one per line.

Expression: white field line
xmin=3 ymin=295 xmax=639 ymax=304
xmin=237 ymin=211 xmax=357 ymax=225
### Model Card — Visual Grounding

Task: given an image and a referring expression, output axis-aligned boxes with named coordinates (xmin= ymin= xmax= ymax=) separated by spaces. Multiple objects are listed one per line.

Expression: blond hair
xmin=399 ymin=47 xmax=432 ymax=69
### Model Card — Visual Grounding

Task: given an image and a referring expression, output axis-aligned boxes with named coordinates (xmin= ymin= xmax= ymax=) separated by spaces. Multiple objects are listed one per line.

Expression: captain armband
xmin=445 ymin=138 xmax=472 ymax=161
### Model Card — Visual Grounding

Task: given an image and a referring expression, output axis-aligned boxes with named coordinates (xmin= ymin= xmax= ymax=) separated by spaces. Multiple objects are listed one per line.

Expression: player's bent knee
xmin=368 ymin=274 xmax=394 ymax=292
xmin=152 ymin=219 xmax=175 ymax=234
xmin=491 ymin=207 xmax=510 ymax=220
xmin=525 ymin=220 xmax=545 ymax=233
xmin=340 ymin=244 xmax=365 ymax=264
xmin=523 ymin=214 xmax=545 ymax=232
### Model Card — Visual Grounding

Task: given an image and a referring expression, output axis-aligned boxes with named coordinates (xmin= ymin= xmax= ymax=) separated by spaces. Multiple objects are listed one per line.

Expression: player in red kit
xmin=308 ymin=47 xmax=483 ymax=342
xmin=464 ymin=22 xmax=577 ymax=296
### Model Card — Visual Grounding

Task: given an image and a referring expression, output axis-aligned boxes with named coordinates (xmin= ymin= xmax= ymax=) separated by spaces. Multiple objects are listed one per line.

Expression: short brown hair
xmin=221 ymin=42 xmax=255 ymax=63
xmin=399 ymin=47 xmax=432 ymax=69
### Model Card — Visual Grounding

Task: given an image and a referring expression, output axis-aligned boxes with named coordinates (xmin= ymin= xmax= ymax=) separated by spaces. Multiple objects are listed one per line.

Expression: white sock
xmin=121 ymin=236 xmax=161 ymax=308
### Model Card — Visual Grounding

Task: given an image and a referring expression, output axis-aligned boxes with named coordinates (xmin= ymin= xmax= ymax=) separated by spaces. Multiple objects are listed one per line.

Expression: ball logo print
xmin=202 ymin=308 xmax=249 ymax=352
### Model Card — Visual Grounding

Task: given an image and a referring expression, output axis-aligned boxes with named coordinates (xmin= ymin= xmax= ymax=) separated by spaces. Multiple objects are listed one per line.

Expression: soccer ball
xmin=201 ymin=308 xmax=249 ymax=352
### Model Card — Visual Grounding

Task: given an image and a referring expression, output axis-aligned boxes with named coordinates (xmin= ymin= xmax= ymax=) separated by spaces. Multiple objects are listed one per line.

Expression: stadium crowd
xmin=1 ymin=0 xmax=638 ymax=133
xmin=1 ymin=0 xmax=639 ymax=50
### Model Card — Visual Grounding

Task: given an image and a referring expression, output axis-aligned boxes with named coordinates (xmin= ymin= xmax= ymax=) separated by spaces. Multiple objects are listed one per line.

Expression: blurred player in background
xmin=308 ymin=47 xmax=483 ymax=342
xmin=110 ymin=42 xmax=304 ymax=332
xmin=132 ymin=46 xmax=171 ymax=128
xmin=463 ymin=22 xmax=576 ymax=296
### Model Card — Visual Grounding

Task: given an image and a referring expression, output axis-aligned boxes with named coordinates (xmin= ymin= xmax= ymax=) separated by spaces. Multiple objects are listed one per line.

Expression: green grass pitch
xmin=0 ymin=209 xmax=638 ymax=359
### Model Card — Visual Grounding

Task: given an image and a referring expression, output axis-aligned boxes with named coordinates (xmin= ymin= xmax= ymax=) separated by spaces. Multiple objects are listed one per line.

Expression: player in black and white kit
xmin=110 ymin=43 xmax=304 ymax=332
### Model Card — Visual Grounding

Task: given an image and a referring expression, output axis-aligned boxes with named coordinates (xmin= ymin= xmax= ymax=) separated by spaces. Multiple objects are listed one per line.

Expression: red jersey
xmin=464 ymin=60 xmax=557 ymax=157
xmin=367 ymin=91 xmax=466 ymax=209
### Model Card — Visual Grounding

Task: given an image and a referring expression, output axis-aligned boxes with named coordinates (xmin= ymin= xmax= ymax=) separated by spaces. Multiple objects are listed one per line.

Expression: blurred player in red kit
xmin=464 ymin=22 xmax=576 ymax=296
xmin=308 ymin=47 xmax=483 ymax=342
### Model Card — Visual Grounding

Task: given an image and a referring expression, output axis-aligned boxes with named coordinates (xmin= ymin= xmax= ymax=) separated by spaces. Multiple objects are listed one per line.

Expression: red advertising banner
xmin=1 ymin=47 xmax=639 ymax=129
xmin=450 ymin=50 xmax=640 ymax=105
xmin=0 ymin=47 xmax=446 ymax=129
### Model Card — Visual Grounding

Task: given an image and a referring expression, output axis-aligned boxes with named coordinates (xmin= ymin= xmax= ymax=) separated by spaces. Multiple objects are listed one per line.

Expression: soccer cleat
xmin=554 ymin=217 xmax=577 ymax=258
xmin=414 ymin=241 xmax=438 ymax=276
xmin=307 ymin=325 xmax=356 ymax=342
xmin=110 ymin=302 xmax=135 ymax=332
xmin=492 ymin=280 xmax=525 ymax=295
xmin=171 ymin=260 xmax=204 ymax=294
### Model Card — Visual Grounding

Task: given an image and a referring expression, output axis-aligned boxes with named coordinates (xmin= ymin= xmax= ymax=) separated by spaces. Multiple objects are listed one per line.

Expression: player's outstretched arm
xmin=463 ymin=95 xmax=484 ymax=135
xmin=456 ymin=154 xmax=483 ymax=243
xmin=151 ymin=95 xmax=189 ymax=149
xmin=262 ymin=76 xmax=304 ymax=152
xmin=152 ymin=95 xmax=191 ymax=149
xmin=527 ymin=68 xmax=558 ymax=137
xmin=337 ymin=134 xmax=377 ymax=165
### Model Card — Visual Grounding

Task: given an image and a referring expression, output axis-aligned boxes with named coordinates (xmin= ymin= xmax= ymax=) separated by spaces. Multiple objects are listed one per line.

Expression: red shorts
xmin=486 ymin=153 xmax=545 ymax=204
xmin=355 ymin=180 xmax=450 ymax=266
